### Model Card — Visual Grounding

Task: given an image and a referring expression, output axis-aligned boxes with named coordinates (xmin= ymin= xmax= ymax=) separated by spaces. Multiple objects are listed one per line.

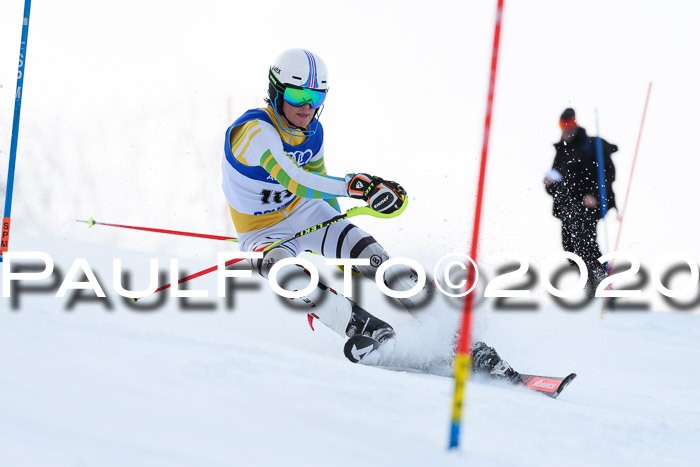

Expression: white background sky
xmin=1 ymin=0 xmax=699 ymax=309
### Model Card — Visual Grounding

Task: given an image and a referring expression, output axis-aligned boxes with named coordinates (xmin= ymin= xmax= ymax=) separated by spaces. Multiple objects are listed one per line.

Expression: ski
xmin=343 ymin=336 xmax=577 ymax=398
xmin=515 ymin=373 xmax=577 ymax=399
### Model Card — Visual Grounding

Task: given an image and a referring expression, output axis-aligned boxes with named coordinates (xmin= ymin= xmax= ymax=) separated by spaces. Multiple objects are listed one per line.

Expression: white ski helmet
xmin=267 ymin=49 xmax=329 ymax=135
xmin=269 ymin=48 xmax=329 ymax=93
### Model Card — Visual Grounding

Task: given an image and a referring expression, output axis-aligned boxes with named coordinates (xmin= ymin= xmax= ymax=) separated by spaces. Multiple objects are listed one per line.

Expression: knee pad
xmin=254 ymin=246 xmax=295 ymax=278
xmin=353 ymin=240 xmax=414 ymax=292
xmin=354 ymin=242 xmax=389 ymax=278
xmin=355 ymin=242 xmax=429 ymax=309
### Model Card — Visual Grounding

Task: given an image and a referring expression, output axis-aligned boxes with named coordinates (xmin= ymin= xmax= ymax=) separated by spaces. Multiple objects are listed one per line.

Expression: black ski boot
xmin=345 ymin=303 xmax=395 ymax=343
xmin=343 ymin=304 xmax=395 ymax=363
xmin=585 ymin=266 xmax=607 ymax=298
xmin=471 ymin=341 xmax=522 ymax=384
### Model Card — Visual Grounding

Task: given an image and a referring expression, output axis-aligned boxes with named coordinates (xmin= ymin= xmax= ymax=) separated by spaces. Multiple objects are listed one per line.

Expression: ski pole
xmin=132 ymin=245 xmax=267 ymax=301
xmin=262 ymin=197 xmax=408 ymax=253
xmin=449 ymin=0 xmax=504 ymax=450
xmin=77 ymin=217 xmax=238 ymax=242
xmin=133 ymin=199 xmax=407 ymax=302
xmin=1 ymin=0 xmax=33 ymax=263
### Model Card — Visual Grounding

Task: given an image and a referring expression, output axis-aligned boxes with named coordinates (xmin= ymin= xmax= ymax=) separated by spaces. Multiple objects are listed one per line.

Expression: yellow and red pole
xmin=448 ymin=0 xmax=505 ymax=449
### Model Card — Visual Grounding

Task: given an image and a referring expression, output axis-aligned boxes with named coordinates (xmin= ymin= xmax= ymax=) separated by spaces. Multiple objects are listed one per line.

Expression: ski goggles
xmin=283 ymin=85 xmax=327 ymax=109
xmin=559 ymin=117 xmax=577 ymax=130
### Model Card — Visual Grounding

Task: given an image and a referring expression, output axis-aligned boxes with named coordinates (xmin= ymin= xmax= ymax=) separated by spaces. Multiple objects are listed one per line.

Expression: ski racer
xmin=221 ymin=48 xmax=516 ymax=379
xmin=221 ymin=48 xmax=420 ymax=350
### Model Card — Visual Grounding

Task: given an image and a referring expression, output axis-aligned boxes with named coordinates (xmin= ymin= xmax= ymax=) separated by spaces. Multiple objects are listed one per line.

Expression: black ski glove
xmin=346 ymin=173 xmax=406 ymax=214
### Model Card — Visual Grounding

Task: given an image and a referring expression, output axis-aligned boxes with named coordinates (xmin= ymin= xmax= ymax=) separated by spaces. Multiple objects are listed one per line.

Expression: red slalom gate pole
xmin=611 ymin=82 xmax=652 ymax=259
xmin=448 ymin=0 xmax=505 ymax=449
xmin=132 ymin=246 xmax=266 ymax=302
xmin=600 ymin=83 xmax=652 ymax=319
xmin=77 ymin=217 xmax=238 ymax=242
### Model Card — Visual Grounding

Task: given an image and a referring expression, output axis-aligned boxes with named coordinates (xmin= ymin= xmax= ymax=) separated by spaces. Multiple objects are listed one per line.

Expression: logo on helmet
xmin=271 ymin=66 xmax=281 ymax=74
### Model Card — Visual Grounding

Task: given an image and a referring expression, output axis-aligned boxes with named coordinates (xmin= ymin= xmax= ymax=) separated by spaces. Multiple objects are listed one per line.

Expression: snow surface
xmin=2 ymin=233 xmax=700 ymax=466
xmin=2 ymin=0 xmax=700 ymax=465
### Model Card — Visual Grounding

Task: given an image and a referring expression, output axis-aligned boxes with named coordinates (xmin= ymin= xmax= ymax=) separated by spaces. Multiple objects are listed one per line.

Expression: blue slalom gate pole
xmin=594 ymin=109 xmax=608 ymax=218
xmin=594 ymin=108 xmax=610 ymax=270
xmin=1 ymin=0 xmax=32 ymax=262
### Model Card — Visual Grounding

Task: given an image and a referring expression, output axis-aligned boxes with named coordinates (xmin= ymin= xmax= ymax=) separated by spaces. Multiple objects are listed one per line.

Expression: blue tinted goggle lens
xmin=283 ymin=87 xmax=327 ymax=109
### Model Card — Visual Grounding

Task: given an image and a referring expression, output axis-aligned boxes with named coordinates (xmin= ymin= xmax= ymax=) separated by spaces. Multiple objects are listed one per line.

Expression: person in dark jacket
xmin=544 ymin=108 xmax=618 ymax=296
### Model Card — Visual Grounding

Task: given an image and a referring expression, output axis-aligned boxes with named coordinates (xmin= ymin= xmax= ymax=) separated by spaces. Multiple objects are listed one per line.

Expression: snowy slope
xmin=1 ymin=233 xmax=699 ymax=467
